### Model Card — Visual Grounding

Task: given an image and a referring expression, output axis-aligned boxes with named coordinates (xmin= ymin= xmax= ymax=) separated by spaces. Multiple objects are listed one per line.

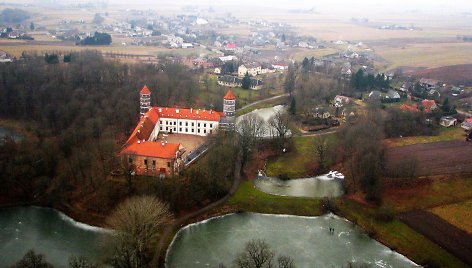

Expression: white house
xmin=238 ymin=64 xmax=261 ymax=77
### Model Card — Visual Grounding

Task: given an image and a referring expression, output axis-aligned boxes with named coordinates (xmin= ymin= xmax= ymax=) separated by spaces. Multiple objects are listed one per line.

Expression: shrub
xmin=374 ymin=205 xmax=395 ymax=222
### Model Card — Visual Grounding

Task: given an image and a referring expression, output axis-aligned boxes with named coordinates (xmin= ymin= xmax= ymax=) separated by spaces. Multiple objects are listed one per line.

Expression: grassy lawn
xmin=227 ymin=180 xmax=321 ymax=216
xmin=266 ymin=135 xmax=336 ymax=178
xmin=382 ymin=177 xmax=472 ymax=212
xmin=266 ymin=136 xmax=316 ymax=178
xmin=385 ymin=126 xmax=466 ymax=147
xmin=430 ymin=199 xmax=472 ymax=234
xmin=336 ymin=199 xmax=468 ymax=268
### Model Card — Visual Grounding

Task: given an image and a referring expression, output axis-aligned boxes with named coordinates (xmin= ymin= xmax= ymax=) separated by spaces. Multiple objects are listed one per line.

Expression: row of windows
xmin=159 ymin=126 xmax=213 ymax=134
xmin=129 ymin=158 xmax=171 ymax=168
xmin=159 ymin=121 xmax=213 ymax=128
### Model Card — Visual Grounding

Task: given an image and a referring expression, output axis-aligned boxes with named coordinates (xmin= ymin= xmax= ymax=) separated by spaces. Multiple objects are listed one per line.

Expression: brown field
xmin=399 ymin=210 xmax=472 ymax=266
xmin=386 ymin=140 xmax=472 ymax=176
xmin=411 ymin=64 xmax=472 ymax=85
xmin=374 ymin=42 xmax=472 ymax=71
xmin=0 ymin=43 xmax=212 ymax=58
xmin=430 ymin=200 xmax=472 ymax=234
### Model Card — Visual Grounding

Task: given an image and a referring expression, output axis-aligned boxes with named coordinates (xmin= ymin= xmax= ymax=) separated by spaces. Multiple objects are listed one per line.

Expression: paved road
xmin=152 ymin=156 xmax=242 ymax=267
xmin=456 ymin=109 xmax=472 ymax=118
xmin=236 ymin=93 xmax=289 ymax=112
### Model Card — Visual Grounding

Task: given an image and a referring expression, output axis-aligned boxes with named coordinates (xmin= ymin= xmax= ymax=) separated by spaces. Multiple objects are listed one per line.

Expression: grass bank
xmin=336 ymin=199 xmax=468 ymax=267
xmin=430 ymin=199 xmax=472 ymax=234
xmin=266 ymin=134 xmax=336 ymax=178
xmin=227 ymin=181 xmax=321 ymax=216
xmin=385 ymin=126 xmax=466 ymax=147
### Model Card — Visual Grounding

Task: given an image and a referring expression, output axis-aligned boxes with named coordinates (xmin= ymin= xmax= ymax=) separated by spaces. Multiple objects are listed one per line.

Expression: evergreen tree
xmin=289 ymin=97 xmax=296 ymax=115
xmin=284 ymin=63 xmax=296 ymax=97
xmin=351 ymin=69 xmax=364 ymax=90
xmin=29 ymin=22 xmax=35 ymax=31
xmin=302 ymin=57 xmax=310 ymax=72
xmin=241 ymin=72 xmax=251 ymax=90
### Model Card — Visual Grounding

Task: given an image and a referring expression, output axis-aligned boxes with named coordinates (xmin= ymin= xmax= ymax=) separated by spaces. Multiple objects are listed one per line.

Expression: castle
xmin=121 ymin=85 xmax=236 ymax=177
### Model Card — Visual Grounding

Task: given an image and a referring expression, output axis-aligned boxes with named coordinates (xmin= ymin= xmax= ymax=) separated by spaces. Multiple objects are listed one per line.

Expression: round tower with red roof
xmin=140 ymin=85 xmax=151 ymax=117
xmin=223 ymin=90 xmax=236 ymax=121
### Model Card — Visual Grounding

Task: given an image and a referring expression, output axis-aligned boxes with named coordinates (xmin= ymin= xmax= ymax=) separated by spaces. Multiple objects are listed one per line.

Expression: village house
xmin=217 ymin=75 xmax=263 ymax=90
xmin=313 ymin=107 xmax=332 ymax=119
xmin=121 ymin=86 xmax=236 ymax=177
xmin=419 ymin=78 xmax=440 ymax=90
xmin=334 ymin=95 xmax=350 ymax=107
xmin=462 ymin=118 xmax=472 ymax=131
xmin=421 ymin=99 xmax=437 ymax=112
xmin=271 ymin=63 xmax=289 ymax=71
xmin=385 ymin=89 xmax=401 ymax=101
xmin=238 ymin=64 xmax=262 ymax=77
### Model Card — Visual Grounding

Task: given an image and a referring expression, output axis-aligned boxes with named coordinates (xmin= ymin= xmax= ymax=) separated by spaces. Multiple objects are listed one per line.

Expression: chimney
xmin=161 ymin=142 xmax=165 ymax=146
xmin=190 ymin=108 xmax=193 ymax=113
xmin=176 ymin=109 xmax=180 ymax=114
xmin=138 ymin=140 xmax=141 ymax=144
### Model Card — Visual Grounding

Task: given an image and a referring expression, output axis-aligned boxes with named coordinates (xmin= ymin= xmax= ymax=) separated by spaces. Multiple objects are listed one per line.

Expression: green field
xmin=385 ymin=126 xmax=466 ymax=147
xmin=227 ymin=180 xmax=321 ymax=216
xmin=266 ymin=135 xmax=335 ymax=178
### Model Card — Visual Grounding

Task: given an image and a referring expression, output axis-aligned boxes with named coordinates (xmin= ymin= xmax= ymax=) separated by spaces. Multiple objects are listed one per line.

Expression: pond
xmin=236 ymin=105 xmax=292 ymax=138
xmin=254 ymin=174 xmax=344 ymax=198
xmin=166 ymin=213 xmax=418 ymax=268
xmin=0 ymin=126 xmax=23 ymax=142
xmin=0 ymin=206 xmax=108 ymax=267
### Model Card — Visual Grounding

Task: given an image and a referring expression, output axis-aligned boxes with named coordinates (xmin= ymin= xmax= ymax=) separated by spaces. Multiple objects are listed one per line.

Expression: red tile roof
xmin=156 ymin=107 xmax=221 ymax=122
xmin=400 ymin=104 xmax=420 ymax=113
xmin=122 ymin=141 xmax=180 ymax=159
xmin=226 ymin=43 xmax=236 ymax=49
xmin=421 ymin=99 xmax=437 ymax=113
xmin=140 ymin=85 xmax=151 ymax=95
xmin=223 ymin=90 xmax=236 ymax=100
xmin=125 ymin=108 xmax=160 ymax=146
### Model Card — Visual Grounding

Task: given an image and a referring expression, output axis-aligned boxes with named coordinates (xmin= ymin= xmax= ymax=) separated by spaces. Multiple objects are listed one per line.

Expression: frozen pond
xmin=166 ymin=213 xmax=418 ymax=268
xmin=254 ymin=174 xmax=344 ymax=198
xmin=0 ymin=206 xmax=108 ymax=267
xmin=0 ymin=126 xmax=23 ymax=142
xmin=236 ymin=105 xmax=292 ymax=138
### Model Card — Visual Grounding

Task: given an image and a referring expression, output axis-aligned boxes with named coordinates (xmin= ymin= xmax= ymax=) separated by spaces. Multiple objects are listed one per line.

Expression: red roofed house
xmin=421 ymin=99 xmax=437 ymax=113
xmin=121 ymin=86 xmax=236 ymax=177
xmin=226 ymin=43 xmax=237 ymax=51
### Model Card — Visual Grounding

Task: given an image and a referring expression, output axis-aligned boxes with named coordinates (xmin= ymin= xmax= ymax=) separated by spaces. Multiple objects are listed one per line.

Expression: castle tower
xmin=140 ymin=85 xmax=151 ymax=117
xmin=223 ymin=90 xmax=236 ymax=121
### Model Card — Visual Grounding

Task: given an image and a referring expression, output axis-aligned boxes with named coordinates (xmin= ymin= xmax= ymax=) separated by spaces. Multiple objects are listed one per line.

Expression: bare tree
xmin=237 ymin=113 xmax=266 ymax=165
xmin=12 ymin=250 xmax=53 ymax=268
xmin=314 ymin=135 xmax=329 ymax=172
xmin=277 ymin=256 xmax=295 ymax=268
xmin=234 ymin=239 xmax=274 ymax=268
xmin=106 ymin=196 xmax=173 ymax=268
xmin=233 ymin=239 xmax=296 ymax=268
xmin=268 ymin=110 xmax=290 ymax=149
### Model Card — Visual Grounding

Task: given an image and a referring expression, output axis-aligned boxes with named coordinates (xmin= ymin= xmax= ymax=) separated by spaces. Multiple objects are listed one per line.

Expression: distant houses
xmin=368 ymin=89 xmax=400 ymax=103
